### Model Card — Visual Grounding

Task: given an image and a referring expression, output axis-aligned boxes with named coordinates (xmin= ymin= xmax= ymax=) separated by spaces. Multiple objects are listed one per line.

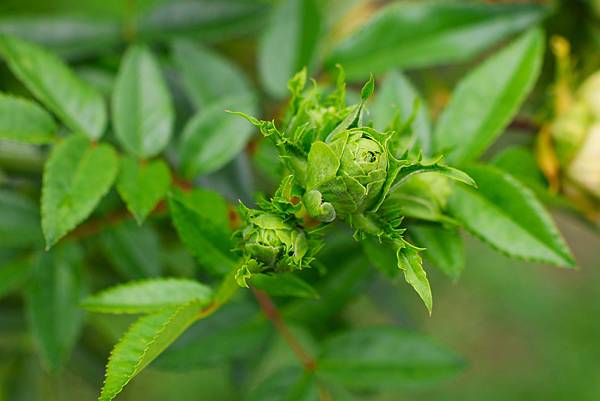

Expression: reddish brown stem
xmin=251 ymin=288 xmax=317 ymax=371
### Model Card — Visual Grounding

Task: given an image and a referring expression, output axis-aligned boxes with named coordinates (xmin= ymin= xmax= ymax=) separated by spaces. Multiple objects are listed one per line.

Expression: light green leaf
xmin=317 ymin=327 xmax=464 ymax=388
xmin=433 ymin=28 xmax=544 ymax=164
xmin=116 ymin=157 xmax=171 ymax=224
xmin=179 ymin=94 xmax=257 ymax=177
xmin=168 ymin=189 xmax=237 ymax=276
xmin=171 ymin=39 xmax=253 ymax=109
xmin=0 ymin=257 xmax=33 ymax=298
xmin=26 ymin=243 xmax=85 ymax=372
xmin=112 ymin=45 xmax=174 ymax=158
xmin=306 ymin=141 xmax=339 ymax=190
xmin=245 ymin=367 xmax=318 ymax=401
xmin=393 ymin=163 xmax=476 ymax=190
xmin=0 ymin=35 xmax=106 ymax=139
xmin=99 ymin=301 xmax=203 ymax=401
xmin=41 ymin=135 xmax=118 ymax=248
xmin=258 ymin=0 xmax=322 ymax=98
xmin=397 ymin=246 xmax=432 ymax=314
xmin=82 ymin=278 xmax=213 ymax=314
xmin=410 ymin=224 xmax=464 ymax=280
xmin=0 ymin=93 xmax=57 ymax=144
xmin=448 ymin=164 xmax=575 ymax=267
xmin=250 ymin=273 xmax=318 ymax=299
xmin=0 ymin=189 xmax=41 ymax=248
xmin=491 ymin=145 xmax=547 ymax=189
xmin=99 ymin=220 xmax=162 ymax=280
xmin=372 ymin=70 xmax=431 ymax=152
xmin=326 ymin=2 xmax=546 ymax=80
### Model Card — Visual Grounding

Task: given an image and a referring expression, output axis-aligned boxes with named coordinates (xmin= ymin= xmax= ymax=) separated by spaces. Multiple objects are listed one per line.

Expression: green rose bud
xmin=304 ymin=127 xmax=390 ymax=220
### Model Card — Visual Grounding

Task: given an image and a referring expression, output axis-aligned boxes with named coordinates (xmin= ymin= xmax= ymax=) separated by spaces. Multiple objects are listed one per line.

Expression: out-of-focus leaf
xmin=179 ymin=94 xmax=256 ymax=177
xmin=410 ymin=224 xmax=464 ymax=280
xmin=317 ymin=327 xmax=465 ymax=388
xmin=0 ymin=16 xmax=120 ymax=59
xmin=0 ymin=257 xmax=33 ymax=298
xmin=0 ymin=93 xmax=56 ymax=144
xmin=116 ymin=157 xmax=171 ymax=224
xmin=157 ymin=303 xmax=269 ymax=371
xmin=362 ymin=237 xmax=398 ymax=278
xmin=433 ymin=28 xmax=544 ymax=164
xmin=250 ymin=273 xmax=318 ymax=299
xmin=0 ymin=190 xmax=41 ymax=248
xmin=171 ymin=39 xmax=254 ymax=109
xmin=138 ymin=0 xmax=268 ymax=42
xmin=100 ymin=220 xmax=162 ymax=279
xmin=41 ymin=135 xmax=118 ymax=248
xmin=491 ymin=145 xmax=547 ymax=189
xmin=327 ymin=2 xmax=547 ymax=80
xmin=448 ymin=164 xmax=575 ymax=267
xmin=99 ymin=301 xmax=203 ymax=401
xmin=26 ymin=243 xmax=85 ymax=372
xmin=77 ymin=66 xmax=115 ymax=97
xmin=245 ymin=367 xmax=318 ymax=401
xmin=168 ymin=189 xmax=237 ymax=276
xmin=112 ymin=45 xmax=174 ymax=158
xmin=82 ymin=278 xmax=213 ymax=314
xmin=0 ymin=35 xmax=106 ymax=139
xmin=371 ymin=70 xmax=431 ymax=153
xmin=258 ymin=0 xmax=322 ymax=98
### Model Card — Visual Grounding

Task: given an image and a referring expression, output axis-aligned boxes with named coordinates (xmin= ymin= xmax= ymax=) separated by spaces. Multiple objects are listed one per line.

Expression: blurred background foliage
xmin=0 ymin=0 xmax=599 ymax=400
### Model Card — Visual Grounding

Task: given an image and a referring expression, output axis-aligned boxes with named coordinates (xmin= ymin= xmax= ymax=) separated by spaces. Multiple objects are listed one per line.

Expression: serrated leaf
xmin=326 ymin=2 xmax=546 ymax=80
xmin=99 ymin=220 xmax=162 ymax=280
xmin=112 ymin=45 xmax=174 ymax=158
xmin=258 ymin=0 xmax=322 ymax=98
xmin=448 ymin=164 xmax=575 ymax=267
xmin=372 ymin=70 xmax=431 ymax=153
xmin=245 ymin=367 xmax=318 ymax=401
xmin=41 ymin=135 xmax=118 ymax=248
xmin=317 ymin=327 xmax=464 ymax=388
xmin=410 ymin=224 xmax=464 ymax=280
xmin=99 ymin=301 xmax=203 ymax=401
xmin=0 ymin=35 xmax=106 ymax=139
xmin=26 ymin=243 xmax=85 ymax=372
xmin=0 ymin=189 xmax=41 ymax=248
xmin=179 ymin=94 xmax=257 ymax=177
xmin=0 ymin=257 xmax=33 ymax=299
xmin=397 ymin=246 xmax=432 ymax=314
xmin=116 ymin=157 xmax=171 ymax=224
xmin=82 ymin=278 xmax=213 ymax=314
xmin=168 ymin=189 xmax=237 ymax=276
xmin=0 ymin=93 xmax=57 ymax=144
xmin=250 ymin=273 xmax=318 ymax=299
xmin=433 ymin=28 xmax=544 ymax=164
xmin=171 ymin=39 xmax=254 ymax=109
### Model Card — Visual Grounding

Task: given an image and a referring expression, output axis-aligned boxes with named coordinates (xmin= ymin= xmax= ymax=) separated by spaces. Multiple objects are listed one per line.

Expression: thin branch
xmin=251 ymin=287 xmax=317 ymax=371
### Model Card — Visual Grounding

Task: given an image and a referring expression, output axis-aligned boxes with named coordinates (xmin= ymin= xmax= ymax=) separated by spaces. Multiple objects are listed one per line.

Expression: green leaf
xmin=397 ymin=246 xmax=432 ymax=314
xmin=179 ymin=94 xmax=257 ymax=177
xmin=82 ymin=278 xmax=213 ymax=314
xmin=171 ymin=39 xmax=254 ymax=109
xmin=433 ymin=28 xmax=544 ymax=164
xmin=258 ymin=0 xmax=322 ymax=98
xmin=0 ymin=93 xmax=57 ymax=144
xmin=0 ymin=35 xmax=106 ymax=139
xmin=41 ymin=135 xmax=118 ymax=248
xmin=491 ymin=145 xmax=547 ymax=189
xmin=317 ymin=327 xmax=464 ymax=388
xmin=326 ymin=2 xmax=546 ymax=80
xmin=410 ymin=224 xmax=464 ymax=280
xmin=362 ymin=237 xmax=398 ymax=278
xmin=99 ymin=220 xmax=162 ymax=280
xmin=26 ymin=243 xmax=85 ymax=372
xmin=393 ymin=163 xmax=476 ymax=190
xmin=116 ymin=157 xmax=171 ymax=224
xmin=99 ymin=301 xmax=203 ymax=401
xmin=168 ymin=189 xmax=237 ymax=276
xmin=371 ymin=70 xmax=431 ymax=152
xmin=0 ymin=257 xmax=33 ymax=299
xmin=250 ymin=273 xmax=318 ymax=299
xmin=245 ymin=367 xmax=318 ymax=401
xmin=0 ymin=189 xmax=41 ymax=248
xmin=112 ymin=45 xmax=174 ymax=158
xmin=306 ymin=141 xmax=339 ymax=190
xmin=448 ymin=164 xmax=575 ymax=267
